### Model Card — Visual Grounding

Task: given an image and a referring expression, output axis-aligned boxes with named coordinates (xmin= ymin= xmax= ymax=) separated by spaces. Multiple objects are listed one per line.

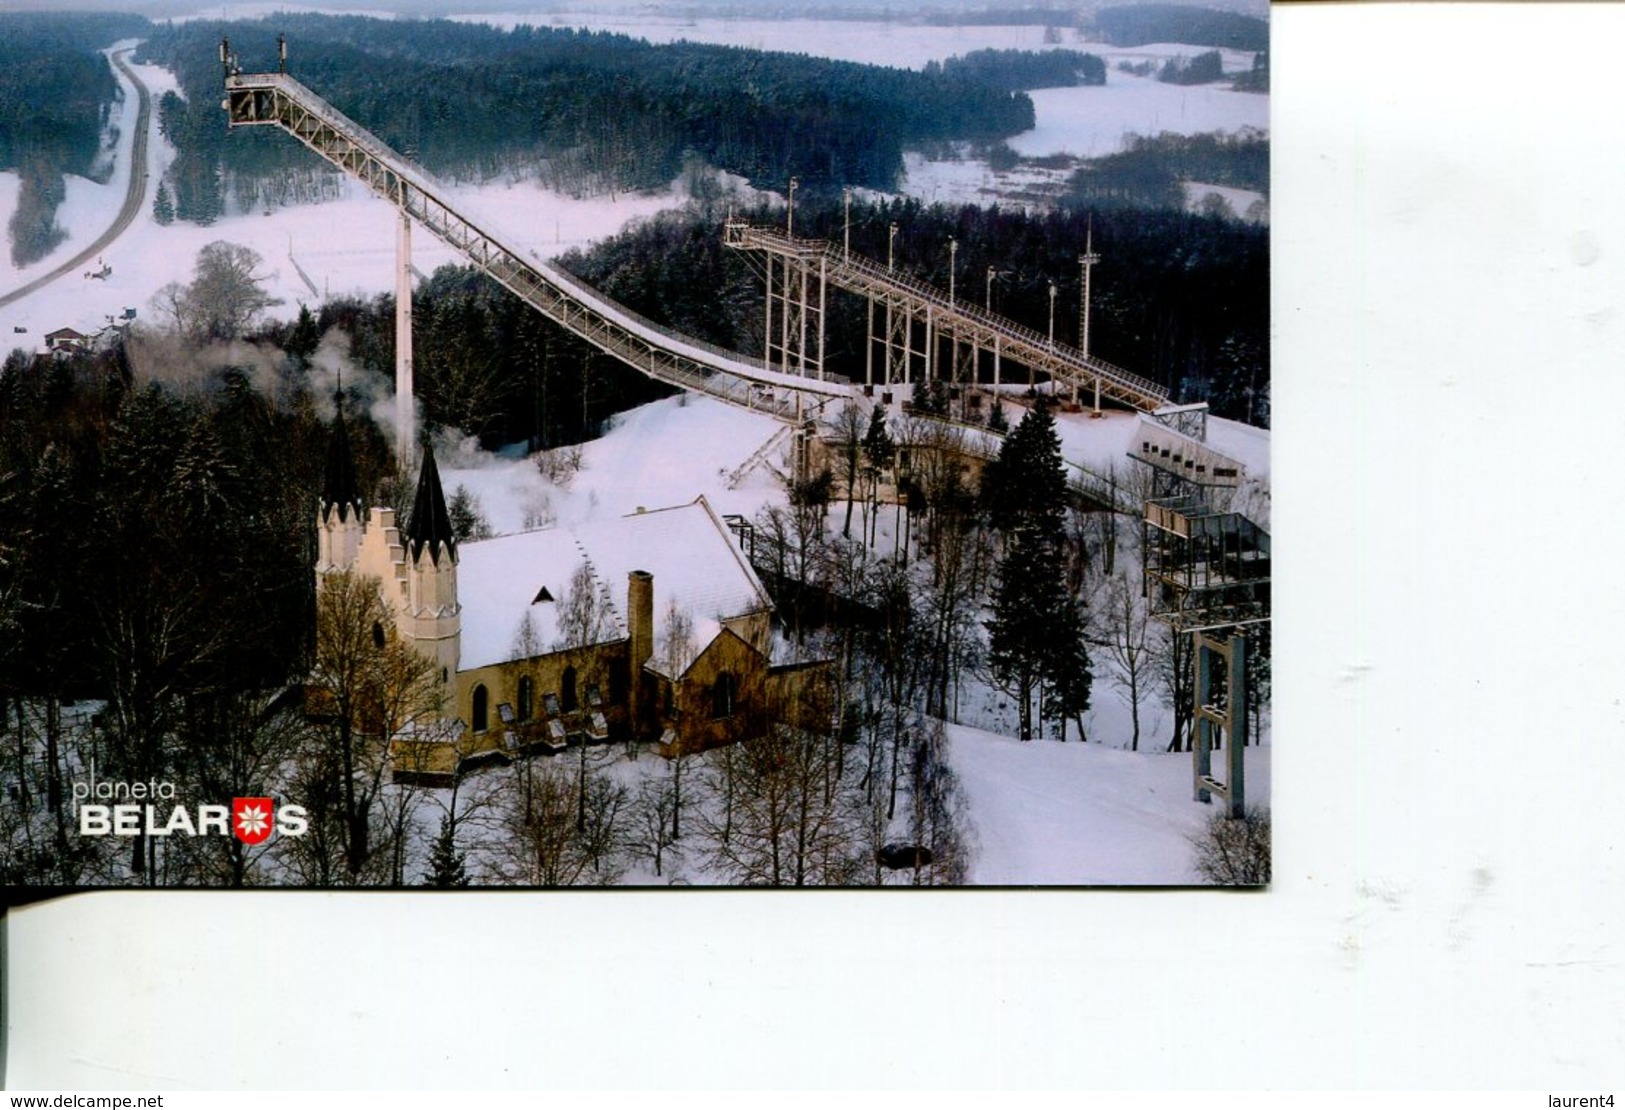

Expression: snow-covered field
xmin=451 ymin=9 xmax=1269 ymax=206
xmin=0 ymin=10 xmax=1271 ymax=886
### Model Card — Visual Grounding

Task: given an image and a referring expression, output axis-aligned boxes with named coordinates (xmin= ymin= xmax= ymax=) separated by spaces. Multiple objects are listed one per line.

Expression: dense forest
xmin=136 ymin=15 xmax=1038 ymax=223
xmin=1095 ymin=5 xmax=1268 ymax=52
xmin=559 ymin=198 xmax=1268 ymax=426
xmin=261 ymin=269 xmax=675 ymax=452
xmin=0 ymin=12 xmax=148 ymax=266
xmin=928 ymin=48 xmax=1105 ymax=90
xmin=240 ymin=196 xmax=1264 ymax=449
xmin=1065 ymin=130 xmax=1269 ymax=212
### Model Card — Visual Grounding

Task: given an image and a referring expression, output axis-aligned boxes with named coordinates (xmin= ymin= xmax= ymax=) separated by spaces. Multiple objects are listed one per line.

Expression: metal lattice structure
xmin=1142 ymin=496 xmax=1271 ymax=631
xmin=222 ymin=59 xmax=849 ymax=423
xmin=725 ymin=222 xmax=1171 ymax=413
xmin=1131 ymin=416 xmax=1269 ymax=816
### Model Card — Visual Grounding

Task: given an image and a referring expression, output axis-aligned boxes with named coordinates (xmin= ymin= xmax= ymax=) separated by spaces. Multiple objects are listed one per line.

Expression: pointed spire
xmin=405 ymin=442 xmax=456 ymax=565
xmin=321 ymin=398 xmax=362 ymax=523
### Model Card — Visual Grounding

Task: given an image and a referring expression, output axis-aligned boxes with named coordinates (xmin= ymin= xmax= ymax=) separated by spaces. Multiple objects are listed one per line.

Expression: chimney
xmin=627 ymin=570 xmax=654 ymax=741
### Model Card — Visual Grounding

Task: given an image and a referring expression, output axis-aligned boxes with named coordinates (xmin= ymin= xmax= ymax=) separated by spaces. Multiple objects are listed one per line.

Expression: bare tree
xmin=630 ymin=776 xmax=679 ymax=879
xmin=832 ymin=402 xmax=865 ymax=539
xmin=169 ymin=688 xmax=310 ymax=887
xmin=1189 ymin=806 xmax=1270 ymax=885
xmin=1094 ymin=570 xmax=1154 ymax=751
xmin=1151 ymin=624 xmax=1194 ymax=753
xmin=162 ymin=241 xmax=283 ymax=343
xmin=658 ymin=603 xmax=698 ymax=840
xmin=554 ymin=560 xmax=614 ymax=652
xmin=904 ymin=718 xmax=976 ymax=885
xmin=493 ymin=759 xmax=627 ymax=886
xmin=307 ymin=570 xmax=443 ymax=883
xmin=699 ymin=682 xmax=856 ymax=886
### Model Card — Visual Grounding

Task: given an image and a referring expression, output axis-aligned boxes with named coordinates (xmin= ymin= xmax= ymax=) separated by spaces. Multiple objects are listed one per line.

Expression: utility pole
xmin=985 ymin=266 xmax=997 ymax=312
xmin=787 ymin=176 xmax=799 ymax=238
xmin=947 ymin=237 xmax=957 ymax=305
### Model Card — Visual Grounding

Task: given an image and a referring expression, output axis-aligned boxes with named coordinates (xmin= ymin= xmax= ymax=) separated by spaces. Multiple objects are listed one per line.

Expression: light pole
xmin=947 ymin=237 xmax=957 ymax=305
xmin=1080 ymin=217 xmax=1102 ymax=415
xmin=1048 ymin=281 xmax=1057 ymax=347
xmin=787 ymin=176 xmax=799 ymax=237
xmin=985 ymin=266 xmax=998 ymax=312
xmin=1078 ymin=217 xmax=1100 ymax=358
xmin=843 ymin=187 xmax=852 ymax=259
xmin=888 ymin=222 xmax=898 ymax=273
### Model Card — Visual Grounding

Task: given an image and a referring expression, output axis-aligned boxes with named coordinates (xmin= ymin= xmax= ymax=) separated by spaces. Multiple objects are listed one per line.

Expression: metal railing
xmin=225 ymin=72 xmax=849 ymax=422
xmin=726 ymin=223 xmax=1170 ymax=412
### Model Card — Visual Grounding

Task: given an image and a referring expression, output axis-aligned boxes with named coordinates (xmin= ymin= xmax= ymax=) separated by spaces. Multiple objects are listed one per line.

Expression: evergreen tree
xmin=985 ymin=400 xmax=1088 ymax=741
xmin=862 ymin=405 xmax=895 ymax=472
xmin=1042 ymin=599 xmax=1092 ymax=741
xmin=447 ymin=484 xmax=493 ymax=542
xmin=152 ymin=185 xmax=174 ymax=226
xmin=286 ymin=304 xmax=321 ymax=363
xmin=987 ymin=396 xmax=1009 ymax=433
xmin=424 ymin=813 xmax=470 ymax=887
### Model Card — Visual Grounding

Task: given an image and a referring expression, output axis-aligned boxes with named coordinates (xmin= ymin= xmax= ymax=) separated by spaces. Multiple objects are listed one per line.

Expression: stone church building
xmin=314 ymin=414 xmax=826 ymax=784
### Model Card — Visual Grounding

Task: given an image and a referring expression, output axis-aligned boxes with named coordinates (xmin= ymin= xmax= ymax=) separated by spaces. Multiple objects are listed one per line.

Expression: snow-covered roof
xmin=456 ymin=495 xmax=771 ymax=671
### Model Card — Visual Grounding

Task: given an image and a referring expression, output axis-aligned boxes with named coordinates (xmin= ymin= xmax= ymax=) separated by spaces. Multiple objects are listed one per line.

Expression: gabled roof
xmin=405 ymin=445 xmax=456 ymax=565
xmin=456 ymin=496 xmax=772 ymax=672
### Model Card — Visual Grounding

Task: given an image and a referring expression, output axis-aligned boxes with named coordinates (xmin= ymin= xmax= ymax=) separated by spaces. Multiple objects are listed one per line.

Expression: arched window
xmin=711 ymin=672 xmax=737 ymax=720
xmin=472 ymin=684 xmax=489 ymax=733
xmin=561 ymin=666 xmax=578 ymax=713
xmin=517 ymin=676 xmax=534 ymax=722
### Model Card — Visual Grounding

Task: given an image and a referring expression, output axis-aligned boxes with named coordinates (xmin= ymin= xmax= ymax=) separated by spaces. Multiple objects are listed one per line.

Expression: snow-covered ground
xmin=455 ymin=10 xmax=1259 ymax=77
xmin=1007 ymin=71 xmax=1265 ymax=160
xmin=449 ymin=10 xmax=1269 ymax=209
xmin=948 ymin=722 xmax=1269 ymax=884
xmin=440 ymin=393 xmax=789 ymax=534
xmin=0 ymin=11 xmax=1270 ymax=886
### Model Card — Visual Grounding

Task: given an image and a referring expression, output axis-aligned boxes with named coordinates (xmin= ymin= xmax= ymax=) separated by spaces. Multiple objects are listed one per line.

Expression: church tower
xmin=316 ymin=403 xmax=364 ymax=580
xmin=401 ymin=444 xmax=461 ymax=681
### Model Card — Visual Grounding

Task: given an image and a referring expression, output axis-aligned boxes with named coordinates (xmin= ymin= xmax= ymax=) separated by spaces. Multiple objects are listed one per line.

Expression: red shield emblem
xmin=232 ymin=797 xmax=276 ymax=845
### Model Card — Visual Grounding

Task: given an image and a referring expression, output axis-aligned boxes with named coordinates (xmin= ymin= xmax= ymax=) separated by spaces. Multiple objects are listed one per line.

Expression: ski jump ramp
xmin=224 ymin=65 xmax=848 ymax=422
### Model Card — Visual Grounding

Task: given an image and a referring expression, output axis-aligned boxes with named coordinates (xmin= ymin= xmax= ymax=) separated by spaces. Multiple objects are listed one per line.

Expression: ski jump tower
xmin=219 ymin=38 xmax=850 ymax=440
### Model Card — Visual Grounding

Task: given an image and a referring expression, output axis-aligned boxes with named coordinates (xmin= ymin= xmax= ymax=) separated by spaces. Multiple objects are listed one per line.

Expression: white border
xmin=9 ymin=3 xmax=1625 ymax=1089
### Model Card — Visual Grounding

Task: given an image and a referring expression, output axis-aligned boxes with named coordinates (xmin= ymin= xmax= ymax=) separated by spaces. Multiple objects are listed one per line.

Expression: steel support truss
xmin=224 ymin=71 xmax=849 ymax=422
xmin=726 ymin=222 xmax=1171 ymax=412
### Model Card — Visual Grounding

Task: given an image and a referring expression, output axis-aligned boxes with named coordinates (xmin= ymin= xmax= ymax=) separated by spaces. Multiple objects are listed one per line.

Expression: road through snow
xmin=0 ymin=48 xmax=153 ymax=310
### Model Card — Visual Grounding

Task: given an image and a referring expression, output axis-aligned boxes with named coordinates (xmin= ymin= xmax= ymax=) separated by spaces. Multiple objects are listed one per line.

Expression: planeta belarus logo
xmin=233 ymin=797 xmax=276 ymax=845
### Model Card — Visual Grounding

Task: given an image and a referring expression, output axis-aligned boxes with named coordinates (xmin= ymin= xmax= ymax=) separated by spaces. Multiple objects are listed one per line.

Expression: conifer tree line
xmin=0 ymin=13 xmax=148 ymax=266
xmin=1094 ymin=5 xmax=1268 ymax=52
xmin=567 ymin=197 xmax=1269 ymax=427
xmin=135 ymin=14 xmax=1040 ymax=222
